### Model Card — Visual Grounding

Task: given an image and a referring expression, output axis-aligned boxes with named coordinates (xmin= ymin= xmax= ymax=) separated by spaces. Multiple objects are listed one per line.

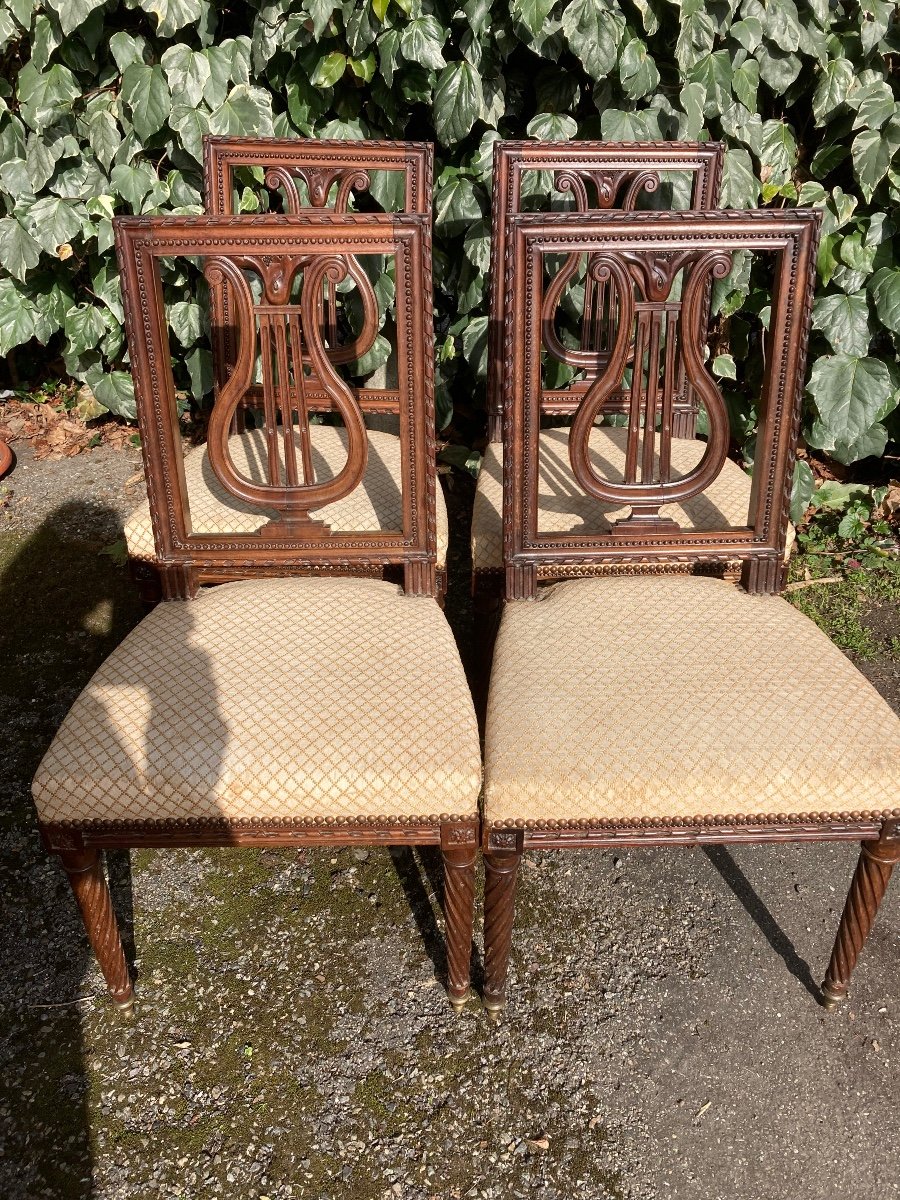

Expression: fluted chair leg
xmin=441 ymin=834 xmax=477 ymax=1011
xmin=483 ymin=849 xmax=521 ymax=1021
xmin=60 ymin=849 xmax=134 ymax=1014
xmin=821 ymin=824 xmax=900 ymax=1010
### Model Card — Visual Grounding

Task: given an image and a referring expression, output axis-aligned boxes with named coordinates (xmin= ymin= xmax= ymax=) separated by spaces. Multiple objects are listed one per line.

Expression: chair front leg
xmin=441 ymin=823 xmax=478 ymax=1011
xmin=60 ymin=849 xmax=134 ymax=1013
xmin=822 ymin=821 xmax=900 ymax=1010
xmin=483 ymin=832 xmax=523 ymax=1021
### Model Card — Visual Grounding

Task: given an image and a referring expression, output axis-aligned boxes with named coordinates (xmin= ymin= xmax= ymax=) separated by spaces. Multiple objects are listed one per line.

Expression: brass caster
xmin=484 ymin=999 xmax=505 ymax=1024
xmin=449 ymin=988 xmax=472 ymax=1014
xmin=820 ymin=983 xmax=846 ymax=1012
xmin=112 ymin=993 xmax=135 ymax=1019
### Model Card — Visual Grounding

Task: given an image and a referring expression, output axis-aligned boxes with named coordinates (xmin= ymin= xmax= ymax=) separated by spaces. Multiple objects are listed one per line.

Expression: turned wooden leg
xmin=60 ymin=850 xmax=134 ymax=1013
xmin=483 ymin=839 xmax=522 ymax=1021
xmin=441 ymin=826 xmax=477 ymax=1012
xmin=821 ymin=823 xmax=900 ymax=1010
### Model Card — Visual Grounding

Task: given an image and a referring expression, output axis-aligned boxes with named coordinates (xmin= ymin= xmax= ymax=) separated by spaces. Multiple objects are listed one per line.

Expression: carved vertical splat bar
xmin=288 ymin=312 xmax=314 ymax=485
xmin=625 ymin=311 xmax=647 ymax=484
xmin=257 ymin=314 xmax=281 ymax=486
xmin=659 ymin=309 xmax=678 ymax=483
xmin=642 ymin=309 xmax=662 ymax=484
xmin=272 ymin=314 xmax=299 ymax=488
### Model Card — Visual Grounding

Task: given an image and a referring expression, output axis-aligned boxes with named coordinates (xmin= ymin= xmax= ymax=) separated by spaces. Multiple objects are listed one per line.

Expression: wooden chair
xmin=123 ymin=138 xmax=452 ymax=603
xmin=472 ymin=142 xmax=739 ymax=622
xmin=32 ymin=213 xmax=482 ymax=1014
xmin=481 ymin=208 xmax=900 ymax=1019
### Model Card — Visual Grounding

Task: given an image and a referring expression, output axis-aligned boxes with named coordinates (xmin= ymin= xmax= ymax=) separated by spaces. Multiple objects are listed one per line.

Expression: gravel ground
xmin=1 ymin=442 xmax=899 ymax=1200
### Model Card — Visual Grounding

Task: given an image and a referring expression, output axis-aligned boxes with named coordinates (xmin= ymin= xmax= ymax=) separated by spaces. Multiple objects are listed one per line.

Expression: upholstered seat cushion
xmin=124 ymin=425 xmax=449 ymax=569
xmin=472 ymin=428 xmax=772 ymax=573
xmin=33 ymin=578 xmax=481 ymax=826
xmin=484 ymin=575 xmax=900 ymax=827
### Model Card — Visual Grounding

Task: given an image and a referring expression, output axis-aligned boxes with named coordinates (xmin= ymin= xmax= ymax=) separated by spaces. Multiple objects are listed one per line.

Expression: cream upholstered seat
xmin=485 ymin=575 xmax=900 ymax=828
xmin=34 ymin=577 xmax=481 ymax=827
xmin=125 ymin=425 xmax=449 ymax=570
xmin=472 ymin=427 xmax=770 ymax=574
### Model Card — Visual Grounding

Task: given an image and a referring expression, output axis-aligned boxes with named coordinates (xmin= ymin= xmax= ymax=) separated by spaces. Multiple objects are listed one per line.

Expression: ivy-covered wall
xmin=0 ymin=0 xmax=898 ymax=484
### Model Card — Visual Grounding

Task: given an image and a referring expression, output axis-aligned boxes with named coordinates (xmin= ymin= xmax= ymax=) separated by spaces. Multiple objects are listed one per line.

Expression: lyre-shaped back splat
xmin=205 ymin=254 xmax=368 ymax=536
xmin=567 ymin=249 xmax=732 ymax=532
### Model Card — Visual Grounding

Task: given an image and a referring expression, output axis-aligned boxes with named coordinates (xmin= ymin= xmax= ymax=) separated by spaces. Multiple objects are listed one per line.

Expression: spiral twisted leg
xmin=483 ymin=849 xmax=522 ymax=1021
xmin=821 ymin=827 xmax=900 ymax=1010
xmin=441 ymin=834 xmax=477 ymax=1012
xmin=61 ymin=850 xmax=134 ymax=1013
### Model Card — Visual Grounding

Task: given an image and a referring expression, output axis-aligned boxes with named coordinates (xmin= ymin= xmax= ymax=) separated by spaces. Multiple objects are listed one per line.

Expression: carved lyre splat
xmin=546 ymin=168 xmax=660 ymax=367
xmin=564 ymin=248 xmax=732 ymax=533
xmin=204 ymin=253 xmax=368 ymax=536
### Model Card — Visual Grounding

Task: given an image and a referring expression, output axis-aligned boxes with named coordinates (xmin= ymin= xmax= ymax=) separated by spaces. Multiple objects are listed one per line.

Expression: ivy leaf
xmin=790 ymin=460 xmax=815 ymax=523
xmin=461 ymin=314 xmax=489 ymax=378
xmin=562 ymin=0 xmax=624 ymax=80
xmin=307 ymin=0 xmax=338 ymax=39
xmin=88 ymin=108 xmax=122 ymax=171
xmin=811 ymin=292 xmax=872 ymax=356
xmin=514 ymin=0 xmax=556 ymax=39
xmin=850 ymin=80 xmax=896 ymax=131
xmin=186 ymin=346 xmax=213 ymax=401
xmin=755 ymin=44 xmax=801 ymax=94
xmin=169 ymin=105 xmax=210 ymax=163
xmin=812 ymin=58 xmax=854 ymax=125
xmin=0 ymin=216 xmax=41 ymax=281
xmin=139 ymin=0 xmax=203 ymax=39
xmin=719 ymin=147 xmax=759 ymax=208
xmin=64 ymin=303 xmax=106 ymax=355
xmin=688 ymin=50 xmax=732 ymax=117
xmin=121 ymin=64 xmax=172 ymax=140
xmin=0 ymin=278 xmax=39 ymax=355
xmin=46 ymin=0 xmax=105 ymax=36
xmin=24 ymin=196 xmax=83 ymax=254
xmin=807 ymin=354 xmax=895 ymax=464
xmin=310 ymin=52 xmax=347 ymax=88
xmin=675 ymin=4 xmax=715 ymax=73
xmin=869 ymin=267 xmax=900 ymax=333
xmin=619 ymin=37 xmax=659 ymax=100
xmin=168 ymin=300 xmax=203 ymax=347
xmin=161 ymin=44 xmax=212 ymax=108
xmin=758 ymin=119 xmax=797 ymax=188
xmin=434 ymin=176 xmax=482 ymax=237
xmin=433 ymin=61 xmax=483 ymax=145
xmin=712 ymin=353 xmax=736 ymax=380
xmin=208 ymin=86 xmax=275 ymax=137
xmin=852 ymin=118 xmax=900 ymax=202
xmin=732 ymin=59 xmax=759 ymax=111
xmin=17 ymin=62 xmax=80 ymax=130
xmin=92 ymin=370 xmax=137 ymax=420
xmin=526 ymin=112 xmax=577 ymax=140
xmin=400 ymin=16 xmax=447 ymax=70
xmin=110 ymin=162 xmax=157 ymax=211
xmin=600 ymin=108 xmax=654 ymax=141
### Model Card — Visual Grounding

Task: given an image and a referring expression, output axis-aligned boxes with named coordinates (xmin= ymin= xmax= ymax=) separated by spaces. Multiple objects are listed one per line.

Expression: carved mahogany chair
xmin=472 ymin=141 xmax=737 ymax=617
xmin=124 ymin=138 xmax=452 ymax=602
xmin=481 ymin=209 xmax=900 ymax=1019
xmin=32 ymin=213 xmax=482 ymax=1014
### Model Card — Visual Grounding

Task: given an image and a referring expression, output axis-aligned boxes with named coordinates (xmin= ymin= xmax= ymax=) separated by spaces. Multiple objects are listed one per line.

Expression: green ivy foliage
xmin=0 ymin=0 xmax=899 ymax=470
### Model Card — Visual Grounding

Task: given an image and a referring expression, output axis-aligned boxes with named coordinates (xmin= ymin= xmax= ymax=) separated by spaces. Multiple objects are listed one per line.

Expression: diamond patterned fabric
xmin=484 ymin=575 xmax=900 ymax=825
xmin=124 ymin=425 xmax=449 ymax=569
xmin=471 ymin=428 xmax=779 ymax=573
xmin=33 ymin=578 xmax=481 ymax=825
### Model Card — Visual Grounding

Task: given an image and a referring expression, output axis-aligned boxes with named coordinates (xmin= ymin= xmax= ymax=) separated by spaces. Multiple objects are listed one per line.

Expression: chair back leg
xmin=822 ymin=822 xmax=900 ymax=1009
xmin=482 ymin=840 xmax=523 ymax=1020
xmin=60 ymin=849 xmax=134 ymax=1013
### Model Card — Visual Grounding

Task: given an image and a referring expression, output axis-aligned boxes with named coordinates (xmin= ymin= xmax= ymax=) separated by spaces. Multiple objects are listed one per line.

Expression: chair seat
xmin=484 ymin=575 xmax=900 ymax=828
xmin=472 ymin=427 xmax=778 ymax=574
xmin=124 ymin=425 xmax=449 ymax=570
xmin=33 ymin=578 xmax=481 ymax=827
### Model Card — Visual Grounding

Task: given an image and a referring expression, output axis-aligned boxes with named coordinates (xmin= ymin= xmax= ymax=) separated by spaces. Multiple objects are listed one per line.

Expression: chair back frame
xmin=204 ymin=137 xmax=432 ymax=418
xmin=487 ymin=141 xmax=724 ymax=442
xmin=114 ymin=213 xmax=437 ymax=599
xmin=500 ymin=209 xmax=821 ymax=601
